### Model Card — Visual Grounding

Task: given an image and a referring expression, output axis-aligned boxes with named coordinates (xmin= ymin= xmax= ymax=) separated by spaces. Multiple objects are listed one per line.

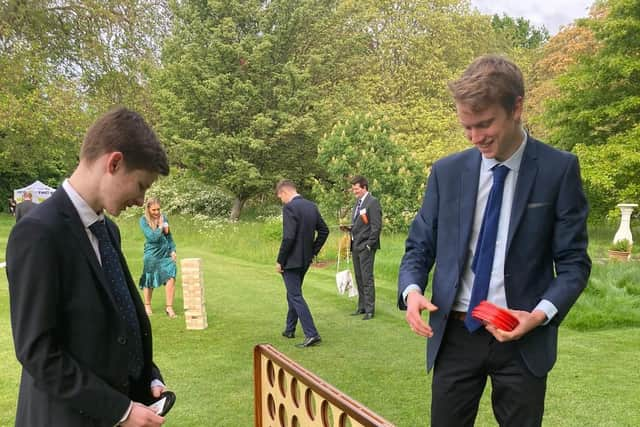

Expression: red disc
xmin=471 ymin=301 xmax=519 ymax=331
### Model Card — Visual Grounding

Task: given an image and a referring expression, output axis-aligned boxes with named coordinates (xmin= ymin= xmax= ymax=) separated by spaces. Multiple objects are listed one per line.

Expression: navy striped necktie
xmin=465 ymin=165 xmax=510 ymax=332
xmin=89 ymin=220 xmax=144 ymax=378
xmin=353 ymin=197 xmax=363 ymax=221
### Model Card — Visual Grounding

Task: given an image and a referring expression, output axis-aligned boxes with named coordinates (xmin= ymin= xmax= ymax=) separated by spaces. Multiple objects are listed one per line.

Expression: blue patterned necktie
xmin=465 ymin=165 xmax=510 ymax=332
xmin=89 ymin=220 xmax=144 ymax=378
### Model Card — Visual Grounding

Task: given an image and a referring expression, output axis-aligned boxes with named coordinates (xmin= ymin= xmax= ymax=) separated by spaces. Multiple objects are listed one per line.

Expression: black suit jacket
xmin=398 ymin=136 xmax=591 ymax=377
xmin=350 ymin=193 xmax=382 ymax=251
xmin=277 ymin=195 xmax=329 ymax=269
xmin=6 ymin=188 xmax=162 ymax=427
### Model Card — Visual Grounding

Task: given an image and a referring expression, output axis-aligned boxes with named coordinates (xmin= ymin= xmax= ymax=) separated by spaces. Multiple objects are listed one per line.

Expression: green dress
xmin=139 ymin=215 xmax=177 ymax=289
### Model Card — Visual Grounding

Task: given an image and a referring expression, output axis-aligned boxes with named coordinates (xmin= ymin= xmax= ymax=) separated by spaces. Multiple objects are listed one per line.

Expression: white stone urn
xmin=613 ymin=203 xmax=637 ymax=245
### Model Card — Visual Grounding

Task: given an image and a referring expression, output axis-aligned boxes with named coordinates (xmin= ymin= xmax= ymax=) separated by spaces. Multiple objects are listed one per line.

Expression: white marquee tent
xmin=14 ymin=180 xmax=56 ymax=204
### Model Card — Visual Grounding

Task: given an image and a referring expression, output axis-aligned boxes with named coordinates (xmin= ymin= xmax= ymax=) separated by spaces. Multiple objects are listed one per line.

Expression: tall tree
xmin=343 ymin=0 xmax=500 ymax=169
xmin=491 ymin=13 xmax=549 ymax=50
xmin=154 ymin=0 xmax=359 ymax=220
xmin=543 ymin=0 xmax=640 ymax=217
xmin=0 ymin=0 xmax=170 ymax=197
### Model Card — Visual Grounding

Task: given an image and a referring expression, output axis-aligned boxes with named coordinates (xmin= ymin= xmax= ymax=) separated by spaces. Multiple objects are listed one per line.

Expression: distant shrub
xmin=147 ymin=169 xmax=233 ymax=218
xmin=609 ymin=239 xmax=632 ymax=252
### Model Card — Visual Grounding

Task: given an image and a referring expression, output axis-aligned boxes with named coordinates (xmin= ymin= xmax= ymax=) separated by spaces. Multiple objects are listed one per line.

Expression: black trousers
xmin=431 ymin=318 xmax=547 ymax=427
xmin=352 ymin=246 xmax=376 ymax=314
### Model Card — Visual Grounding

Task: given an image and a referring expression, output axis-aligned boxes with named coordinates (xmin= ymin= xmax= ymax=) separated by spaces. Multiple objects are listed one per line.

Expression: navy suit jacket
xmin=398 ymin=136 xmax=591 ymax=377
xmin=7 ymin=188 xmax=162 ymax=427
xmin=277 ymin=195 xmax=329 ymax=270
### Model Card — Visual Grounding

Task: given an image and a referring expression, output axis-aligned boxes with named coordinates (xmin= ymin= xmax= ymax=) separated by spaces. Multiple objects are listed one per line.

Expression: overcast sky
xmin=470 ymin=0 xmax=595 ymax=35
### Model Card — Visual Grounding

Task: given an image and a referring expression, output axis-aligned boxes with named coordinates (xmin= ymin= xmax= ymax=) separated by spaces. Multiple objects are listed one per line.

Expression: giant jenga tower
xmin=181 ymin=258 xmax=208 ymax=330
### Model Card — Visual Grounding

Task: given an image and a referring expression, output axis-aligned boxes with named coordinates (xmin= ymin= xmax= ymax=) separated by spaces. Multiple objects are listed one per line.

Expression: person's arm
xmin=543 ymin=155 xmax=591 ymax=320
xmin=398 ymin=168 xmax=439 ymax=310
xmin=365 ymin=197 xmax=382 ymax=249
xmin=313 ymin=211 xmax=329 ymax=255
xmin=7 ymin=218 xmax=130 ymax=424
xmin=276 ymin=204 xmax=297 ymax=266
xmin=162 ymin=215 xmax=177 ymax=253
xmin=139 ymin=216 xmax=164 ymax=242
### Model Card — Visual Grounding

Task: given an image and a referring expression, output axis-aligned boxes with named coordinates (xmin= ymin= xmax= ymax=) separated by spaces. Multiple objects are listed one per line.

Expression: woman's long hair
xmin=144 ymin=198 xmax=161 ymax=229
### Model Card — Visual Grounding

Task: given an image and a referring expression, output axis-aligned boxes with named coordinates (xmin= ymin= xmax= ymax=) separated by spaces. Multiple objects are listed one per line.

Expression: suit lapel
xmin=57 ymin=189 xmax=120 ymax=308
xmin=458 ymin=151 xmax=481 ymax=268
xmin=507 ymin=136 xmax=539 ymax=252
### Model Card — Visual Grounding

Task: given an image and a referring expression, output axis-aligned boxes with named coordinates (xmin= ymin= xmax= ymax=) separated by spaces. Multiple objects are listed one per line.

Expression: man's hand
xmin=405 ymin=291 xmax=438 ymax=338
xmin=151 ymin=384 xmax=165 ymax=399
xmin=122 ymin=403 xmax=164 ymax=426
xmin=276 ymin=263 xmax=283 ymax=273
xmin=485 ymin=309 xmax=547 ymax=342
xmin=170 ymin=251 xmax=177 ymax=262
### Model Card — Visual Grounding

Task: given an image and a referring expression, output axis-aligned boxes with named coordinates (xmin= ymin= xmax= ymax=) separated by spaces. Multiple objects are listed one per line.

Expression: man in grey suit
xmin=7 ymin=107 xmax=170 ymax=427
xmin=15 ymin=191 xmax=35 ymax=222
xmin=398 ymin=56 xmax=591 ymax=426
xmin=350 ymin=175 xmax=382 ymax=320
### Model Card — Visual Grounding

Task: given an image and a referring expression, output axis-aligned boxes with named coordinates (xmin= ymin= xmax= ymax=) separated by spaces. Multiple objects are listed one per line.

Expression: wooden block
xmin=185 ymin=313 xmax=208 ymax=330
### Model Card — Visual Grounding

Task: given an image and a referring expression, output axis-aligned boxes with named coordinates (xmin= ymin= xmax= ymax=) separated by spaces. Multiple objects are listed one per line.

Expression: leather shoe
xmin=295 ymin=335 xmax=321 ymax=348
xmin=350 ymin=310 xmax=365 ymax=316
xmin=282 ymin=331 xmax=295 ymax=339
xmin=362 ymin=313 xmax=374 ymax=320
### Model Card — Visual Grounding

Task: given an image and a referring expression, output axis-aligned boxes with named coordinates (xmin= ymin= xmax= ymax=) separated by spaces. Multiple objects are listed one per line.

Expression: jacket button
xmin=122 ymin=381 xmax=129 ymax=389
xmin=117 ymin=336 xmax=127 ymax=345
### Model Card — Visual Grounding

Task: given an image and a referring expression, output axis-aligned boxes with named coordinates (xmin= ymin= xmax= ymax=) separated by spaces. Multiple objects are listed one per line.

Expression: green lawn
xmin=1 ymin=213 xmax=639 ymax=426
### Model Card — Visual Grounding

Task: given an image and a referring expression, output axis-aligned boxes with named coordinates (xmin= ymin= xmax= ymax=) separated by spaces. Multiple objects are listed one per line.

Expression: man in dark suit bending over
xmin=398 ymin=55 xmax=591 ymax=426
xmin=276 ymin=180 xmax=329 ymax=348
xmin=7 ymin=107 xmax=170 ymax=427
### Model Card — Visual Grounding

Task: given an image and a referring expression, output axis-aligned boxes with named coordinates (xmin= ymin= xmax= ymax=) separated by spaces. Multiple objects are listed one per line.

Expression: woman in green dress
xmin=139 ymin=198 xmax=178 ymax=318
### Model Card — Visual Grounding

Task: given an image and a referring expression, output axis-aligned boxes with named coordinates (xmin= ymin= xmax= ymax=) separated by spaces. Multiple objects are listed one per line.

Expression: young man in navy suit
xmin=398 ymin=56 xmax=591 ymax=426
xmin=276 ymin=180 xmax=329 ymax=348
xmin=7 ymin=108 xmax=170 ymax=427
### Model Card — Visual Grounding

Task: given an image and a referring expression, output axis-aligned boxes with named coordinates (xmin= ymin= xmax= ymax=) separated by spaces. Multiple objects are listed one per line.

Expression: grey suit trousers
xmin=352 ymin=246 xmax=376 ymax=314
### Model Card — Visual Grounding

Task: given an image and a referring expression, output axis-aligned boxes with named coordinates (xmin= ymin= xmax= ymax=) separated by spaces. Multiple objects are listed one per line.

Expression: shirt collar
xmin=481 ymin=127 xmax=527 ymax=173
xmin=62 ymin=179 xmax=104 ymax=228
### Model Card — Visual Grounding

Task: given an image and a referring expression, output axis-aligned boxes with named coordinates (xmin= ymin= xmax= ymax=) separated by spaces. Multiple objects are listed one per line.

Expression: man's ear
xmin=512 ymin=96 xmax=524 ymax=122
xmin=106 ymin=152 xmax=124 ymax=174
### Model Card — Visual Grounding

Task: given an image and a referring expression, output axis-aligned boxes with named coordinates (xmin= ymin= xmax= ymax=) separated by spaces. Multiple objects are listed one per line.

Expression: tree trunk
xmin=230 ymin=197 xmax=245 ymax=221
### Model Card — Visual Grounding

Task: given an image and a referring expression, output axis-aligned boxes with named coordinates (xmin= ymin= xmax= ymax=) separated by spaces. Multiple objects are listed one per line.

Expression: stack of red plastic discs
xmin=471 ymin=301 xmax=519 ymax=331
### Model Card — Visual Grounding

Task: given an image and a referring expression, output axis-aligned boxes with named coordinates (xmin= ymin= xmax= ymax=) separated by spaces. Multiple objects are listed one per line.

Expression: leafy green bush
xmin=314 ymin=113 xmax=424 ymax=232
xmin=146 ymin=169 xmax=233 ymax=218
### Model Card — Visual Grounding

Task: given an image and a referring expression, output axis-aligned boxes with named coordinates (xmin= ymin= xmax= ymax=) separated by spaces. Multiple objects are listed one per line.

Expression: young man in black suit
xmin=7 ymin=107 xmax=170 ymax=427
xmin=276 ymin=180 xmax=329 ymax=348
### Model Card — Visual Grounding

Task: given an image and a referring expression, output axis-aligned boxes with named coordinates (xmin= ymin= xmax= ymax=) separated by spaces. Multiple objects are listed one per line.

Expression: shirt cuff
xmin=117 ymin=402 xmax=133 ymax=426
xmin=402 ymin=284 xmax=423 ymax=305
xmin=534 ymin=299 xmax=558 ymax=325
xmin=151 ymin=379 xmax=165 ymax=389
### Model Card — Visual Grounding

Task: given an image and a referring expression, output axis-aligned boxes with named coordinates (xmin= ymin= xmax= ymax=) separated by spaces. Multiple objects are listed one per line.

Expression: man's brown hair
xmin=80 ymin=107 xmax=169 ymax=175
xmin=448 ymin=55 xmax=524 ymax=114
xmin=350 ymin=175 xmax=368 ymax=190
